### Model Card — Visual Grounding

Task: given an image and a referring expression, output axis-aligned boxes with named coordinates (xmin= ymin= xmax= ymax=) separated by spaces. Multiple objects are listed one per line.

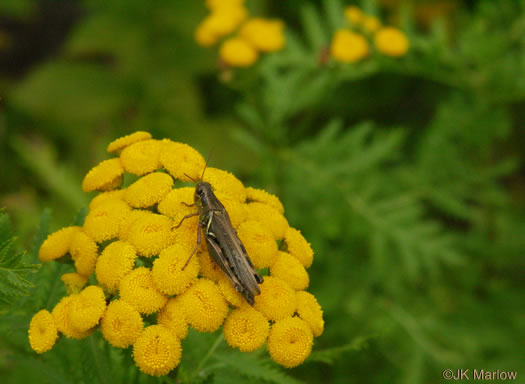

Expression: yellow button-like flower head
xmin=120 ymin=267 xmax=168 ymax=315
xmin=374 ymin=27 xmax=409 ymax=57
xmin=197 ymin=247 xmax=224 ymax=281
xmin=69 ymin=285 xmax=106 ymax=332
xmin=215 ymin=193 xmax=247 ymax=229
xmin=284 ymin=227 xmax=314 ymax=268
xmin=204 ymin=5 xmax=248 ymax=37
xmin=61 ymin=272 xmax=88 ymax=294
xmin=267 ymin=317 xmax=313 ymax=368
xmin=203 ymin=167 xmax=247 ymax=202
xmin=270 ymin=251 xmax=309 ymax=291
xmin=217 ymin=274 xmax=244 ymax=307
xmin=363 ymin=15 xmax=381 ymax=32
xmin=101 ymin=299 xmax=144 ymax=348
xmin=246 ymin=202 xmax=288 ymax=240
xmin=107 ymin=131 xmax=152 ymax=154
xmin=240 ymin=18 xmax=285 ymax=52
xmin=296 ymin=291 xmax=324 ymax=337
xmin=237 ymin=220 xmax=277 ymax=269
xmin=70 ymin=231 xmax=98 ymax=277
xmin=96 ymin=240 xmax=137 ymax=293
xmin=82 ymin=158 xmax=124 ymax=192
xmin=223 ymin=306 xmax=269 ymax=352
xmin=157 ymin=297 xmax=189 ymax=340
xmin=119 ymin=209 xmax=151 ymax=240
xmin=220 ymin=37 xmax=258 ymax=68
xmin=179 ymin=279 xmax=228 ymax=333
xmin=126 ymin=212 xmax=176 ymax=257
xmin=83 ymin=199 xmax=131 ymax=243
xmin=253 ymin=276 xmax=295 ymax=321
xmin=330 ymin=29 xmax=369 ymax=63
xmin=89 ymin=189 xmax=125 ymax=211
xmin=159 ymin=140 xmax=206 ymax=182
xmin=39 ymin=226 xmax=80 ymax=262
xmin=28 ymin=310 xmax=58 ymax=354
xmin=52 ymin=295 xmax=94 ymax=339
xmin=124 ymin=172 xmax=173 ymax=208
xmin=120 ymin=139 xmax=162 ymax=176
xmin=344 ymin=6 xmax=364 ymax=25
xmin=151 ymin=243 xmax=199 ymax=295
xmin=246 ymin=186 xmax=284 ymax=214
xmin=133 ymin=325 xmax=182 ymax=377
xmin=158 ymin=187 xmax=196 ymax=222
xmin=195 ymin=20 xmax=218 ymax=47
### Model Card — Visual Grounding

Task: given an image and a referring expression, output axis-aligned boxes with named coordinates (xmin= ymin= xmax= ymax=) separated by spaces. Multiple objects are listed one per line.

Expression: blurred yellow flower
xmin=124 ymin=172 xmax=173 ymax=208
xmin=237 ymin=220 xmax=277 ymax=269
xmin=120 ymin=139 xmax=162 ymax=176
xmin=70 ymin=231 xmax=98 ymax=277
xmin=206 ymin=0 xmax=244 ymax=10
xmin=223 ymin=306 xmax=269 ymax=352
xmin=246 ymin=187 xmax=284 ymax=214
xmin=125 ymin=213 xmax=176 ymax=257
xmin=38 ymin=226 xmax=80 ymax=262
xmin=96 ymin=240 xmax=137 ymax=293
xmin=159 ymin=140 xmax=206 ymax=182
xmin=120 ymin=267 xmax=168 ymax=315
xmin=204 ymin=5 xmax=248 ymax=37
xmin=246 ymin=202 xmax=288 ymax=240
xmin=296 ymin=291 xmax=324 ymax=337
xmin=203 ymin=167 xmax=247 ymax=202
xmin=52 ymin=295 xmax=94 ymax=339
xmin=107 ymin=131 xmax=152 ymax=154
xmin=344 ymin=5 xmax=364 ymax=24
xmin=82 ymin=158 xmax=124 ymax=192
xmin=195 ymin=21 xmax=218 ymax=47
xmin=28 ymin=310 xmax=58 ymax=354
xmin=270 ymin=251 xmax=309 ymax=291
xmin=83 ymin=199 xmax=131 ymax=243
xmin=240 ymin=18 xmax=285 ymax=52
xmin=69 ymin=285 xmax=106 ymax=332
xmin=284 ymin=227 xmax=314 ymax=268
xmin=88 ymin=189 xmax=125 ymax=211
xmin=101 ymin=300 xmax=144 ymax=348
xmin=179 ymin=279 xmax=228 ymax=333
xmin=133 ymin=325 xmax=182 ymax=377
xmin=61 ymin=273 xmax=88 ymax=294
xmin=330 ymin=29 xmax=369 ymax=63
xmin=253 ymin=276 xmax=296 ymax=321
xmin=157 ymin=297 xmax=189 ymax=340
xmin=267 ymin=317 xmax=313 ymax=368
xmin=374 ymin=27 xmax=409 ymax=57
xmin=363 ymin=15 xmax=382 ymax=32
xmin=220 ymin=37 xmax=258 ymax=68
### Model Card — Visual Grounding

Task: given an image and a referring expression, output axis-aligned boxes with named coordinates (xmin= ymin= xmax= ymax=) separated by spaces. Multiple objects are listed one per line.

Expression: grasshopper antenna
xmin=184 ymin=173 xmax=197 ymax=183
xmin=200 ymin=150 xmax=214 ymax=182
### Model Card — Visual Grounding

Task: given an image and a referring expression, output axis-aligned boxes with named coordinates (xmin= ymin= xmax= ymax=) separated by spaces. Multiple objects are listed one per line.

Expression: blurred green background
xmin=1 ymin=0 xmax=524 ymax=383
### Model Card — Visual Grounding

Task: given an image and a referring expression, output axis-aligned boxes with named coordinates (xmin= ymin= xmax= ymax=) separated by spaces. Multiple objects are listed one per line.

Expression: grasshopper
xmin=175 ymin=165 xmax=263 ymax=305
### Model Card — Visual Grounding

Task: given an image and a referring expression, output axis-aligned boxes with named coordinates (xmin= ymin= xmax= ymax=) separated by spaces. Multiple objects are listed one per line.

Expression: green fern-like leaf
xmin=307 ymin=336 xmax=373 ymax=364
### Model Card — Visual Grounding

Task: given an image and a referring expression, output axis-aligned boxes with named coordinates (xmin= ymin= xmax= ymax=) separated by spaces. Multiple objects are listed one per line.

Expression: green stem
xmin=195 ymin=334 xmax=224 ymax=377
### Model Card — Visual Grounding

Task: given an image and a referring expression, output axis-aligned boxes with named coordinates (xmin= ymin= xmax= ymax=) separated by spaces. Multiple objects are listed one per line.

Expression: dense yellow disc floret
xmin=296 ymin=291 xmax=324 ymax=337
xmin=246 ymin=202 xmax=288 ymax=240
xmin=237 ymin=220 xmax=278 ymax=269
xmin=245 ymin=187 xmax=284 ymax=214
xmin=82 ymin=158 xmax=124 ymax=192
xmin=120 ymin=267 xmax=168 ymax=315
xmin=344 ymin=6 xmax=364 ymax=24
xmin=96 ymin=240 xmax=137 ymax=293
xmin=197 ymin=247 xmax=224 ymax=281
xmin=220 ymin=37 xmax=259 ymax=68
xmin=240 ymin=18 xmax=285 ymax=52
xmin=330 ymin=29 xmax=369 ymax=63
xmin=83 ymin=199 xmax=131 ymax=243
xmin=151 ymin=243 xmax=200 ymax=295
xmin=61 ymin=273 xmax=88 ymax=294
xmin=179 ymin=279 xmax=229 ymax=333
xmin=215 ymin=193 xmax=247 ymax=229
xmin=223 ymin=306 xmax=269 ymax=352
xmin=203 ymin=167 xmax=247 ymax=202
xmin=253 ymin=276 xmax=296 ymax=321
xmin=125 ymin=213 xmax=176 ymax=257
xmin=270 ymin=251 xmax=309 ymax=291
xmin=101 ymin=300 xmax=144 ymax=348
xmin=38 ymin=226 xmax=80 ymax=262
xmin=120 ymin=139 xmax=162 ymax=176
xmin=119 ymin=209 xmax=151 ymax=240
xmin=52 ymin=295 xmax=93 ymax=339
xmin=69 ymin=285 xmax=106 ymax=332
xmin=267 ymin=317 xmax=313 ymax=368
xmin=88 ymin=189 xmax=126 ymax=211
xmin=217 ymin=274 xmax=244 ymax=307
xmin=157 ymin=297 xmax=189 ymax=340
xmin=107 ymin=131 xmax=152 ymax=153
xmin=158 ymin=187 xmax=196 ymax=222
xmin=374 ymin=27 xmax=409 ymax=57
xmin=70 ymin=231 xmax=98 ymax=277
xmin=28 ymin=310 xmax=58 ymax=354
xmin=284 ymin=227 xmax=314 ymax=268
xmin=363 ymin=15 xmax=381 ymax=32
xmin=159 ymin=140 xmax=206 ymax=182
xmin=133 ymin=325 xmax=182 ymax=377
xmin=124 ymin=172 xmax=173 ymax=208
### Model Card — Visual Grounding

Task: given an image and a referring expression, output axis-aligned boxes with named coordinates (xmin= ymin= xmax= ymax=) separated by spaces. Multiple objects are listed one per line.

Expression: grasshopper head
xmin=194 ymin=181 xmax=213 ymax=210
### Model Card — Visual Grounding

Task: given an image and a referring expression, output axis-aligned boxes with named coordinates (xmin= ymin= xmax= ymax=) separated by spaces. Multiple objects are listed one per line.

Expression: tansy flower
xmin=246 ymin=202 xmax=288 ymax=240
xmin=246 ymin=186 xmax=284 ymax=214
xmin=223 ymin=306 xmax=269 ymax=352
xmin=70 ymin=231 xmax=98 ymax=277
xmin=240 ymin=18 xmax=285 ymax=52
xmin=253 ymin=276 xmax=296 ymax=321
xmin=215 ymin=193 xmax=247 ymax=229
xmin=151 ymin=243 xmax=200 ymax=295
xmin=296 ymin=291 xmax=324 ymax=337
xmin=363 ymin=15 xmax=381 ymax=32
xmin=220 ymin=37 xmax=258 ymax=68
xmin=69 ymin=285 xmax=106 ymax=332
xmin=88 ymin=189 xmax=125 ymax=211
xmin=100 ymin=300 xmax=144 ymax=348
xmin=120 ymin=267 xmax=168 ymax=315
xmin=124 ymin=172 xmax=173 ymax=208
xmin=61 ymin=273 xmax=88 ymax=294
xmin=38 ymin=226 xmax=80 ymax=262
xmin=344 ymin=6 xmax=364 ymax=25
xmin=374 ymin=27 xmax=409 ymax=57
xmin=284 ymin=227 xmax=314 ymax=268
xmin=96 ymin=240 xmax=137 ymax=293
xmin=52 ymin=295 xmax=94 ymax=339
xmin=119 ymin=209 xmax=151 ymax=240
xmin=107 ymin=131 xmax=152 ymax=154
xmin=267 ymin=317 xmax=313 ymax=368
xmin=197 ymin=247 xmax=224 ymax=281
xmin=330 ymin=29 xmax=369 ymax=63
xmin=159 ymin=140 xmax=206 ymax=182
xmin=82 ymin=158 xmax=124 ymax=192
xmin=203 ymin=5 xmax=248 ymax=37
xmin=237 ymin=220 xmax=278 ymax=269
xmin=133 ymin=325 xmax=182 ymax=377
xmin=217 ymin=274 xmax=244 ymax=307
xmin=83 ymin=199 xmax=131 ymax=243
xmin=157 ymin=187 xmax=197 ymax=225
xmin=157 ymin=297 xmax=189 ymax=340
xmin=270 ymin=251 xmax=309 ymax=291
xmin=28 ymin=310 xmax=58 ymax=354
xmin=203 ymin=167 xmax=247 ymax=202
xmin=179 ymin=279 xmax=228 ymax=333
xmin=120 ymin=139 xmax=162 ymax=176
xmin=125 ymin=213 xmax=176 ymax=257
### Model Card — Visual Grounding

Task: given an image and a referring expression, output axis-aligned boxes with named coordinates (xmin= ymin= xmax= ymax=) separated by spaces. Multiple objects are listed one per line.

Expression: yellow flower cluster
xmin=331 ymin=5 xmax=409 ymax=63
xmin=195 ymin=0 xmax=285 ymax=68
xmin=29 ymin=131 xmax=323 ymax=373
